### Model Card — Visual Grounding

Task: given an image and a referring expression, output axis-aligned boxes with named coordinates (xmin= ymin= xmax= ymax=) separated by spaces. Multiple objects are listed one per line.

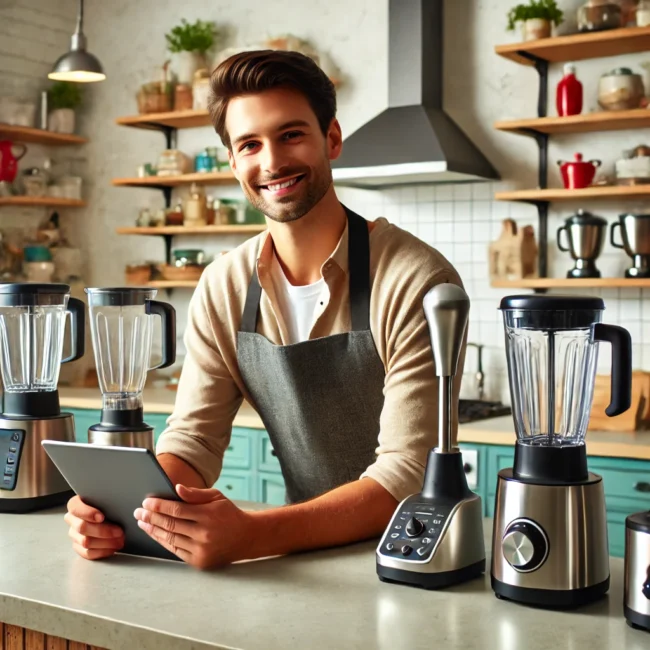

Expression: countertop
xmin=0 ymin=506 xmax=647 ymax=650
xmin=59 ymin=388 xmax=650 ymax=460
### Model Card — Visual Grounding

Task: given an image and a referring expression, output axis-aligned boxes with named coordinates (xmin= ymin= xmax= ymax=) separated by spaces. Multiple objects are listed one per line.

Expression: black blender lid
xmin=0 ymin=282 xmax=71 ymax=307
xmin=565 ymin=209 xmax=607 ymax=226
xmin=500 ymin=295 xmax=604 ymax=311
xmin=627 ymin=511 xmax=650 ymax=534
xmin=85 ymin=286 xmax=157 ymax=306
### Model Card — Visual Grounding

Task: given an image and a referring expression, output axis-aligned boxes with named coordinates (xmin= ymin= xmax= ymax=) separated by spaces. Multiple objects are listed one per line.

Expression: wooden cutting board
xmin=588 ymin=371 xmax=650 ymax=432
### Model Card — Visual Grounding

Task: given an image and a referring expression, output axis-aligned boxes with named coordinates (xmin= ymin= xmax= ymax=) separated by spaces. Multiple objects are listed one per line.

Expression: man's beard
xmin=243 ymin=159 xmax=332 ymax=224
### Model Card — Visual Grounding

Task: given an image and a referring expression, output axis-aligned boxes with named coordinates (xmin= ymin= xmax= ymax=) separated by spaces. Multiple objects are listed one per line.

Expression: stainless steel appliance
xmin=556 ymin=209 xmax=607 ymax=278
xmin=85 ymin=287 xmax=175 ymax=451
xmin=491 ymin=295 xmax=632 ymax=608
xmin=610 ymin=213 xmax=650 ymax=278
xmin=0 ymin=283 xmax=85 ymax=513
xmin=377 ymin=283 xmax=485 ymax=589
xmin=625 ymin=511 xmax=650 ymax=630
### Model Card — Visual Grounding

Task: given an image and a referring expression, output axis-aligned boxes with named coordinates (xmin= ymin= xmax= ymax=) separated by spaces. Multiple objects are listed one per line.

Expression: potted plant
xmin=165 ymin=19 xmax=218 ymax=85
xmin=47 ymin=81 xmax=83 ymax=134
xmin=507 ymin=0 xmax=564 ymax=41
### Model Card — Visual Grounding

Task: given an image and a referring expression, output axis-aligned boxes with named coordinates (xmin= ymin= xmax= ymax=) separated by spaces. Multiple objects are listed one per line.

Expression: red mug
xmin=557 ymin=153 xmax=601 ymax=190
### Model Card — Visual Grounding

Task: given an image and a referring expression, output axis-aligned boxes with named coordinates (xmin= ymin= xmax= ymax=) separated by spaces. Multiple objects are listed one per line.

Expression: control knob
xmin=502 ymin=519 xmax=549 ymax=572
xmin=405 ymin=516 xmax=425 ymax=538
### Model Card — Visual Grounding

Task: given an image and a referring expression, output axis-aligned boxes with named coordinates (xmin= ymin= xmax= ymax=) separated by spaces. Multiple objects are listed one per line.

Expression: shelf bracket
xmin=163 ymin=234 xmax=173 ymax=265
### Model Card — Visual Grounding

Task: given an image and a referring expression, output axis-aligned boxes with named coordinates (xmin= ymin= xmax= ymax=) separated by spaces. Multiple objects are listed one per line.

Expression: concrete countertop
xmin=0 ymin=506 xmax=647 ymax=650
xmin=59 ymin=388 xmax=650 ymax=460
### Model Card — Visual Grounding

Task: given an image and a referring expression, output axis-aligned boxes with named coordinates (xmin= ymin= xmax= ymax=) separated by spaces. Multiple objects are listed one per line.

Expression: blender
xmin=85 ymin=287 xmax=176 ymax=451
xmin=0 ymin=283 xmax=85 ymax=513
xmin=491 ymin=295 xmax=632 ymax=608
xmin=377 ymin=283 xmax=485 ymax=589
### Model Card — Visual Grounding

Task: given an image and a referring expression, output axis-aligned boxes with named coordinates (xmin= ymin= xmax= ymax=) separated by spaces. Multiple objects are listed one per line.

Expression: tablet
xmin=42 ymin=441 xmax=182 ymax=562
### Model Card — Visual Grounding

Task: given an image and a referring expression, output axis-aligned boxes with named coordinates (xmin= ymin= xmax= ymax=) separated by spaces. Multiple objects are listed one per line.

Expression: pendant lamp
xmin=49 ymin=0 xmax=105 ymax=83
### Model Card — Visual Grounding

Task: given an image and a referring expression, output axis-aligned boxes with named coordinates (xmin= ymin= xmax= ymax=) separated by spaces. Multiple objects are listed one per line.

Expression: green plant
xmin=165 ymin=19 xmax=217 ymax=54
xmin=507 ymin=0 xmax=564 ymax=30
xmin=47 ymin=81 xmax=83 ymax=110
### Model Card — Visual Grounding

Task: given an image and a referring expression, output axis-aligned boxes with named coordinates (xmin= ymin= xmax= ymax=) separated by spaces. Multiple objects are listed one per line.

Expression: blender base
xmin=625 ymin=606 xmax=650 ymax=631
xmin=492 ymin=575 xmax=609 ymax=609
xmin=0 ymin=489 xmax=74 ymax=513
xmin=378 ymin=558 xmax=485 ymax=590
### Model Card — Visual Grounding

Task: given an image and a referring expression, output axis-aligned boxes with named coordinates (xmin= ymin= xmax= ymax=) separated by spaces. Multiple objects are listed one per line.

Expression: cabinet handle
xmin=270 ymin=449 xmax=277 ymax=457
xmin=634 ymin=481 xmax=650 ymax=493
xmin=225 ymin=484 xmax=233 ymax=490
xmin=227 ymin=445 xmax=233 ymax=452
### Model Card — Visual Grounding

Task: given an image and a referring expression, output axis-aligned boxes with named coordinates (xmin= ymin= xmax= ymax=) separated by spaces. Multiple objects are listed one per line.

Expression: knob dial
xmin=405 ymin=517 xmax=425 ymax=538
xmin=502 ymin=519 xmax=549 ymax=572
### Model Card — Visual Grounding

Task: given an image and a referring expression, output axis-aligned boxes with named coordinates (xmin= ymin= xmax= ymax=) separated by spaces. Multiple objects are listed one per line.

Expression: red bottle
xmin=556 ymin=63 xmax=583 ymax=117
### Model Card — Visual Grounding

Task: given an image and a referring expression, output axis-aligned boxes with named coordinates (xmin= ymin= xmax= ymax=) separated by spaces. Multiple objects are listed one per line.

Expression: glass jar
xmin=21 ymin=168 xmax=47 ymax=197
xmin=173 ymin=249 xmax=205 ymax=267
xmin=577 ymin=0 xmax=623 ymax=32
xmin=184 ymin=183 xmax=207 ymax=226
xmin=638 ymin=0 xmax=650 ymax=26
xmin=598 ymin=68 xmax=645 ymax=111
xmin=23 ymin=245 xmax=54 ymax=282
xmin=192 ymin=69 xmax=211 ymax=111
xmin=157 ymin=149 xmax=190 ymax=176
xmin=165 ymin=200 xmax=184 ymax=226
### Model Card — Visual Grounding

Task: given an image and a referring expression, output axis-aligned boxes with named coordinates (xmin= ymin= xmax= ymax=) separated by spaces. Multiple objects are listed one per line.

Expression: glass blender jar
xmin=85 ymin=287 xmax=176 ymax=451
xmin=491 ymin=295 xmax=632 ymax=608
xmin=0 ymin=283 xmax=86 ymax=512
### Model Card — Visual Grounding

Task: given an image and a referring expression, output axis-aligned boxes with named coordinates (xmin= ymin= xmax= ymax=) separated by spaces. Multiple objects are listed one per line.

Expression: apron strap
xmin=240 ymin=204 xmax=371 ymax=334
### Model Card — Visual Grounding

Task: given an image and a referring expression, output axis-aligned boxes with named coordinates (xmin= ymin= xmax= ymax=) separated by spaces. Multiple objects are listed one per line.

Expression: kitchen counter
xmin=59 ymin=388 xmax=650 ymax=460
xmin=0 ymin=506 xmax=647 ymax=650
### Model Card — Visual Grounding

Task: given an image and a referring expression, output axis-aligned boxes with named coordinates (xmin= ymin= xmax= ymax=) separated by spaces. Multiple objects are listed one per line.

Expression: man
xmin=65 ymin=50 xmax=463 ymax=569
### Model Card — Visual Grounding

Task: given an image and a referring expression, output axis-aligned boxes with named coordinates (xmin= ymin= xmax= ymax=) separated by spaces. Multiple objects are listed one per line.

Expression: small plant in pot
xmin=165 ymin=18 xmax=218 ymax=85
xmin=47 ymin=81 xmax=83 ymax=134
xmin=507 ymin=0 xmax=564 ymax=41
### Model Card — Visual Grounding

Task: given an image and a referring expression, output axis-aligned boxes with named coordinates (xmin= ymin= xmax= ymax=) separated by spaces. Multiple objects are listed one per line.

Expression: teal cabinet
xmin=215 ymin=470 xmax=254 ymax=501
xmin=258 ymin=472 xmax=287 ymax=506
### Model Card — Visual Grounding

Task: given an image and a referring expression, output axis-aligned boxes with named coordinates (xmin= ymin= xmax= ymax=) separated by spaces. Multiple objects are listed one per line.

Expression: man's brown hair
xmin=208 ymin=49 xmax=337 ymax=150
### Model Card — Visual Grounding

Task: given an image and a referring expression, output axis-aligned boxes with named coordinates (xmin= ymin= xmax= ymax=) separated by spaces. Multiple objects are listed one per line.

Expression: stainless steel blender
xmin=492 ymin=295 xmax=632 ymax=608
xmin=0 ymin=283 xmax=85 ymax=513
xmin=85 ymin=287 xmax=176 ymax=451
xmin=625 ymin=511 xmax=650 ymax=630
xmin=377 ymin=283 xmax=485 ymax=589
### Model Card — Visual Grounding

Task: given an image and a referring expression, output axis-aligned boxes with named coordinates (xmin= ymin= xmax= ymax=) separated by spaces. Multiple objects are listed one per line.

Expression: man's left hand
xmin=134 ymin=485 xmax=256 ymax=569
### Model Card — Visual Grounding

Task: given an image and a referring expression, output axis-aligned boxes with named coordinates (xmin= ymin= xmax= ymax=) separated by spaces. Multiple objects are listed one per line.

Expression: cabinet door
xmin=223 ymin=429 xmax=253 ymax=470
xmin=486 ymin=446 xmax=515 ymax=498
xmin=605 ymin=509 xmax=629 ymax=559
xmin=588 ymin=456 xmax=650 ymax=509
xmin=66 ymin=408 xmax=100 ymax=444
xmin=259 ymin=434 xmax=281 ymax=472
xmin=258 ymin=472 xmax=286 ymax=506
xmin=215 ymin=470 xmax=253 ymax=502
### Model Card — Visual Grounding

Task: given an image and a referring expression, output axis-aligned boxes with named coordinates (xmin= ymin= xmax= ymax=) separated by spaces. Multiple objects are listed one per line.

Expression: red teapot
xmin=557 ymin=153 xmax=601 ymax=190
xmin=0 ymin=140 xmax=27 ymax=184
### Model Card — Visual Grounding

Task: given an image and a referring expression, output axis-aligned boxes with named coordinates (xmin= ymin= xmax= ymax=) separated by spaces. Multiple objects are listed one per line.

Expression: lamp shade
xmin=49 ymin=49 xmax=105 ymax=83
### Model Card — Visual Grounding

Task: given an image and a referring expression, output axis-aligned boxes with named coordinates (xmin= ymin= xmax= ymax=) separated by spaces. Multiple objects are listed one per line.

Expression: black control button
xmin=401 ymin=545 xmax=413 ymax=556
xmin=416 ymin=547 xmax=428 ymax=557
xmin=385 ymin=543 xmax=394 ymax=551
xmin=11 ymin=433 xmax=20 ymax=442
xmin=6 ymin=457 xmax=15 ymax=465
xmin=390 ymin=533 xmax=399 ymax=539
xmin=405 ymin=517 xmax=426 ymax=538
xmin=502 ymin=519 xmax=549 ymax=572
xmin=421 ymin=537 xmax=432 ymax=544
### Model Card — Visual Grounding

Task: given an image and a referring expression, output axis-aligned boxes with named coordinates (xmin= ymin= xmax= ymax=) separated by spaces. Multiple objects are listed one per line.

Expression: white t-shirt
xmin=270 ymin=251 xmax=327 ymax=344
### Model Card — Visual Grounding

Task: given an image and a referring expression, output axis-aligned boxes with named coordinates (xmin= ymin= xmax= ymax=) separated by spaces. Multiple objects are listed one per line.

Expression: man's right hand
xmin=64 ymin=495 xmax=125 ymax=560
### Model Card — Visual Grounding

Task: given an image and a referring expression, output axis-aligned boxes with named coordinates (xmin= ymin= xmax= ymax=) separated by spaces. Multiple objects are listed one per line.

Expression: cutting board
xmin=588 ymin=371 xmax=650 ymax=432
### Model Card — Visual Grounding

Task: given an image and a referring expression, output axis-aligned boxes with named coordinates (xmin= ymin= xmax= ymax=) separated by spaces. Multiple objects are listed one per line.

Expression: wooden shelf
xmin=117 ymin=225 xmax=265 ymax=235
xmin=491 ymin=277 xmax=650 ymax=289
xmin=0 ymin=124 xmax=87 ymax=146
xmin=496 ymin=184 xmax=650 ymax=202
xmin=115 ymin=110 xmax=211 ymax=131
xmin=112 ymin=171 xmax=236 ymax=188
xmin=495 ymin=109 xmax=650 ymax=135
xmin=496 ymin=26 xmax=650 ymax=65
xmin=0 ymin=196 xmax=86 ymax=207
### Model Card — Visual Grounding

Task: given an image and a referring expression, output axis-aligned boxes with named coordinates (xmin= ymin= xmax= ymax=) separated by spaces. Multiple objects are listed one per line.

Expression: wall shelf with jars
xmin=0 ymin=125 xmax=87 ymax=146
xmin=494 ymin=17 xmax=650 ymax=291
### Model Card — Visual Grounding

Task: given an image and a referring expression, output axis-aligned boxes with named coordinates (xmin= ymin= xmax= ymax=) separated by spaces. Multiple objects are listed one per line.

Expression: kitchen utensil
xmin=491 ymin=295 xmax=632 ymax=608
xmin=0 ymin=141 xmax=27 ymax=184
xmin=598 ymin=68 xmax=645 ymax=111
xmin=556 ymin=209 xmax=607 ymax=278
xmin=577 ymin=0 xmax=622 ymax=31
xmin=610 ymin=213 xmax=650 ymax=278
xmin=0 ymin=283 xmax=86 ymax=513
xmin=625 ymin=511 xmax=650 ymax=630
xmin=558 ymin=153 xmax=601 ymax=189
xmin=556 ymin=63 xmax=583 ymax=116
xmin=84 ymin=287 xmax=176 ymax=452
xmin=377 ymin=283 xmax=485 ymax=589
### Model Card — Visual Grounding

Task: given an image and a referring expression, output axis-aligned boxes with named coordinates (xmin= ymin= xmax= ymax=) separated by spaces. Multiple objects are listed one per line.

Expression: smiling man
xmin=64 ymin=50 xmax=463 ymax=569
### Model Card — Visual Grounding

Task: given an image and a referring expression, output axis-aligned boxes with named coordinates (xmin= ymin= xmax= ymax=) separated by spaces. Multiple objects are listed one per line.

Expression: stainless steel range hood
xmin=332 ymin=0 xmax=500 ymax=189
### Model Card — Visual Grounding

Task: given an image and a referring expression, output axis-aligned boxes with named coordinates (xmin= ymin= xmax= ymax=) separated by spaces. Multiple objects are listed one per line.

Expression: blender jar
xmin=500 ymin=295 xmax=632 ymax=448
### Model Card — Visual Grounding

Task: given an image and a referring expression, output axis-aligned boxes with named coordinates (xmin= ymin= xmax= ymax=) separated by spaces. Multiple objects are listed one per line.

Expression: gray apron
xmin=237 ymin=207 xmax=386 ymax=503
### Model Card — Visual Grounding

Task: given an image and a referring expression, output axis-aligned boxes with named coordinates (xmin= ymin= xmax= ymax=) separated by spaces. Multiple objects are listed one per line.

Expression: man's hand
xmin=134 ymin=485 xmax=256 ymax=569
xmin=64 ymin=495 xmax=125 ymax=560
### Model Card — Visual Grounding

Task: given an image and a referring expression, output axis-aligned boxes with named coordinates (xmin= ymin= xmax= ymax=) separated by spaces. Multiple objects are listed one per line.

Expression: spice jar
xmin=206 ymin=196 xmax=215 ymax=225
xmin=23 ymin=245 xmax=54 ymax=283
xmin=173 ymin=84 xmax=193 ymax=111
xmin=598 ymin=68 xmax=645 ymax=111
xmin=165 ymin=200 xmax=184 ymax=226
xmin=184 ymin=183 xmax=207 ymax=227
xmin=192 ymin=69 xmax=211 ymax=111
xmin=173 ymin=249 xmax=205 ymax=267
xmin=638 ymin=0 xmax=650 ymax=26
xmin=577 ymin=0 xmax=622 ymax=32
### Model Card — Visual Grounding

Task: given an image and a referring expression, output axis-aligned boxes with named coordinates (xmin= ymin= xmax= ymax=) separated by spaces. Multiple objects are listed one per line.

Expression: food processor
xmin=84 ymin=287 xmax=176 ymax=451
xmin=491 ymin=295 xmax=632 ymax=608
xmin=0 ymin=283 xmax=85 ymax=513
xmin=377 ymin=283 xmax=485 ymax=589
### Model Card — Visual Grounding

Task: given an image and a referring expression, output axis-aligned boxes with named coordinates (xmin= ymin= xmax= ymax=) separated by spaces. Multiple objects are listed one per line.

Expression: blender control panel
xmin=0 ymin=429 xmax=24 ymax=491
xmin=379 ymin=502 xmax=452 ymax=561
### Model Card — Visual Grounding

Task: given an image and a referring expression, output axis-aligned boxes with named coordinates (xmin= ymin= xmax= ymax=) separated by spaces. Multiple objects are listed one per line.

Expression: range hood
xmin=332 ymin=0 xmax=500 ymax=189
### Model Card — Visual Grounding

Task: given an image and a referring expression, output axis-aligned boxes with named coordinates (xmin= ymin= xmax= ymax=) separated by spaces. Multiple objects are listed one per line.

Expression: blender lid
xmin=566 ymin=209 xmax=607 ymax=226
xmin=0 ymin=282 xmax=71 ymax=306
xmin=626 ymin=511 xmax=650 ymax=535
xmin=500 ymin=295 xmax=604 ymax=311
xmin=85 ymin=286 xmax=157 ymax=306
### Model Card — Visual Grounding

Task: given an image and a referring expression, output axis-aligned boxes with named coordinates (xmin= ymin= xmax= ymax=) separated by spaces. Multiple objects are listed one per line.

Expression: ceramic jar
xmin=598 ymin=68 xmax=645 ymax=111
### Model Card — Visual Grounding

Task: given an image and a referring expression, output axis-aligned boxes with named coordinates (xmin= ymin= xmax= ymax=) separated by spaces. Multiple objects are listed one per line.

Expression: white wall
xmin=8 ymin=0 xmax=650 ymax=402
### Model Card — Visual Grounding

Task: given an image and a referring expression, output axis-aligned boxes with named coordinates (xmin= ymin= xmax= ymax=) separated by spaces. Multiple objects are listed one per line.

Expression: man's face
xmin=226 ymin=87 xmax=342 ymax=223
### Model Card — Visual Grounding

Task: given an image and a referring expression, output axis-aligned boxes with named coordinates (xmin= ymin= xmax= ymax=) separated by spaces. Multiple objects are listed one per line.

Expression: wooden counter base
xmin=0 ymin=622 xmax=106 ymax=650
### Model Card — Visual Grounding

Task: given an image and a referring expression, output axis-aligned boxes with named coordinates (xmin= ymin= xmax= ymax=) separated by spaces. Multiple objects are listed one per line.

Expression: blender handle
xmin=593 ymin=323 xmax=632 ymax=417
xmin=146 ymin=300 xmax=176 ymax=370
xmin=556 ymin=225 xmax=569 ymax=252
xmin=61 ymin=297 xmax=85 ymax=364
xmin=610 ymin=222 xmax=624 ymax=249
